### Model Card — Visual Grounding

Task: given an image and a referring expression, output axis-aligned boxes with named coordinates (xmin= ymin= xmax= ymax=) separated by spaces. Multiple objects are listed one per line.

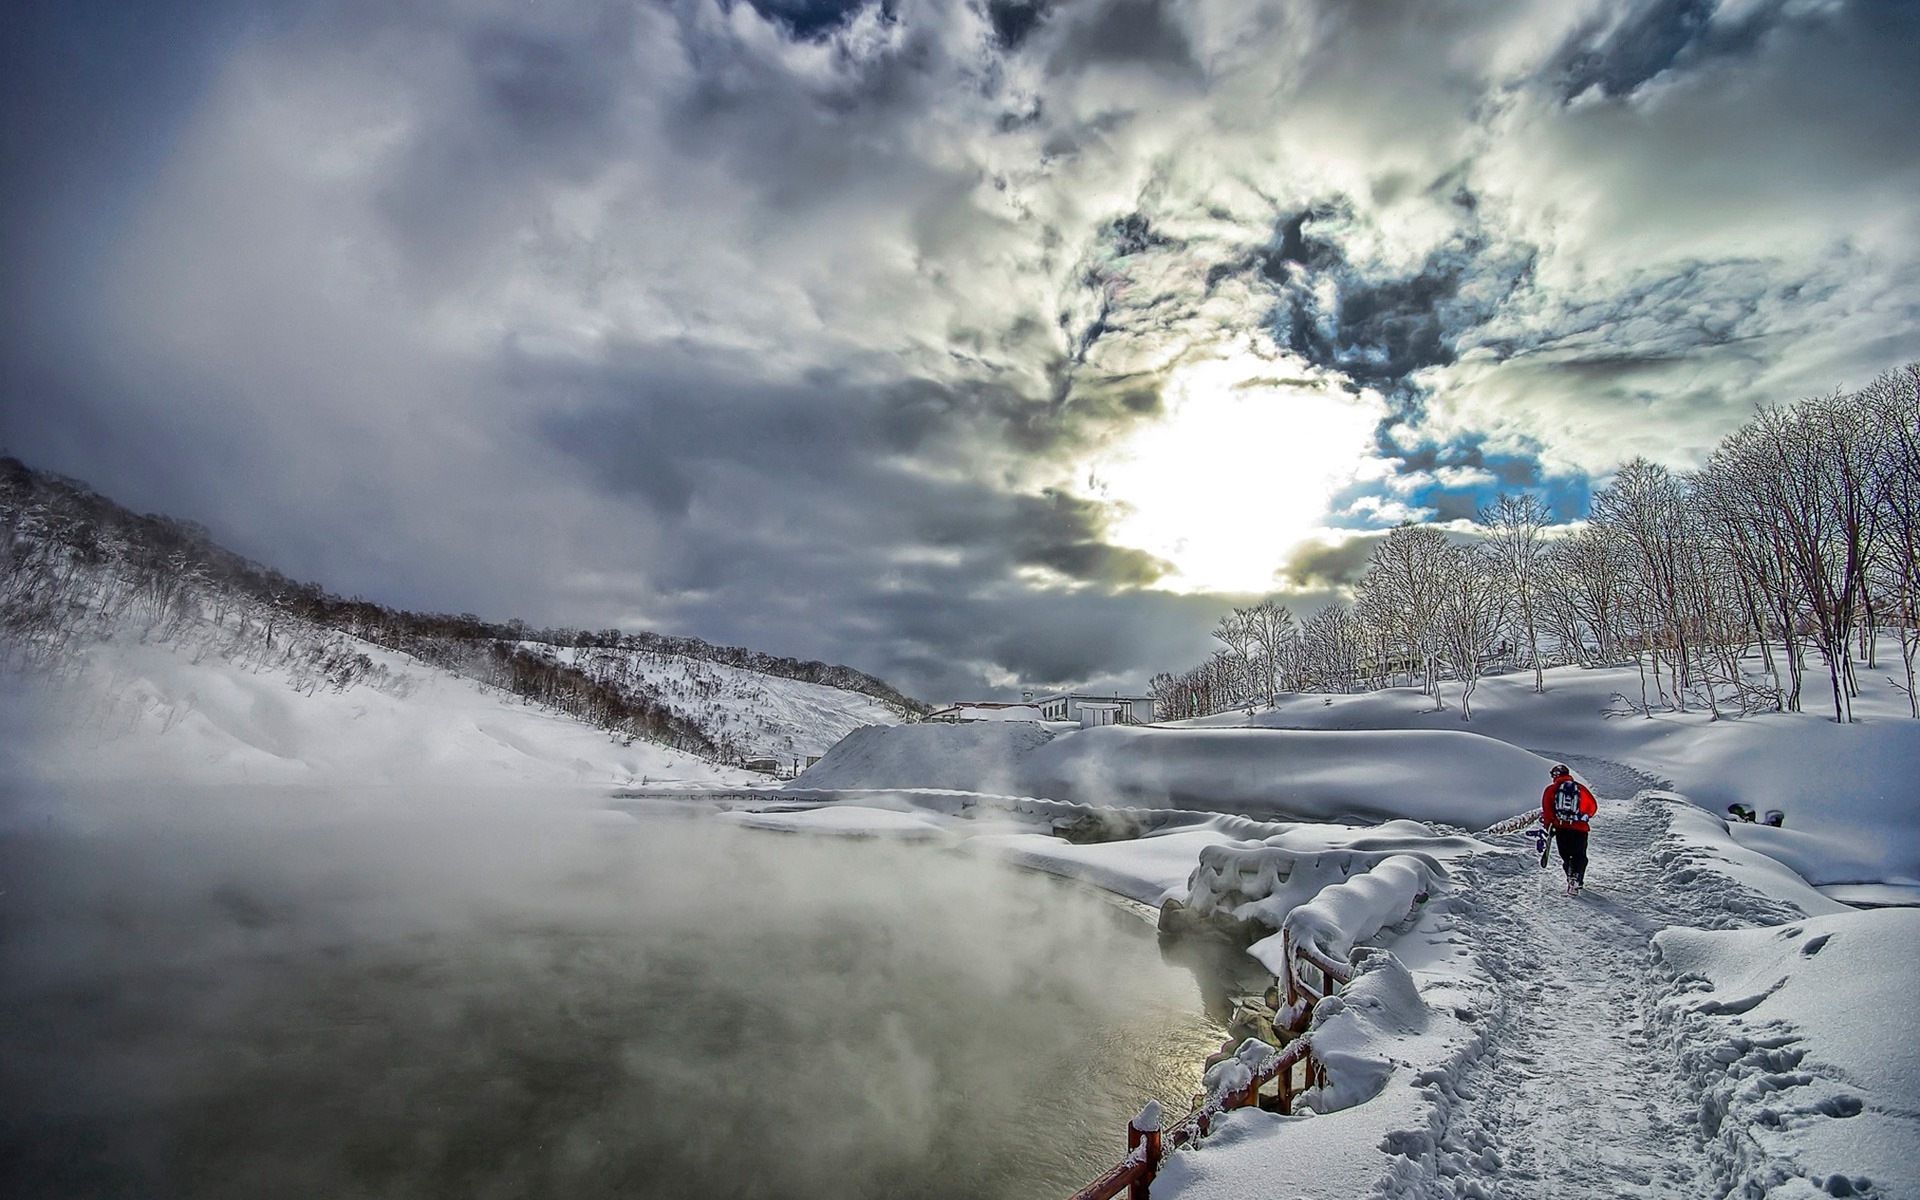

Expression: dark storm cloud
xmin=3 ymin=0 xmax=1917 ymax=699
xmin=1548 ymin=0 xmax=1796 ymax=100
xmin=1259 ymin=202 xmax=1533 ymax=403
xmin=746 ymin=0 xmax=878 ymax=39
xmin=1281 ymin=535 xmax=1382 ymax=591
xmin=984 ymin=0 xmax=1051 ymax=50
xmin=1046 ymin=0 xmax=1199 ymax=75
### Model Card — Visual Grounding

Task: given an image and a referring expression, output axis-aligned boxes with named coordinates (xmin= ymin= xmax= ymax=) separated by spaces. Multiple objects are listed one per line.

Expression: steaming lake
xmin=0 ymin=796 xmax=1223 ymax=1199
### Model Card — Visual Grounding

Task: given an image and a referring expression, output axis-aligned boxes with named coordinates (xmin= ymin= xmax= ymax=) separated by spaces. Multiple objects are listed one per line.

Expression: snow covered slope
xmin=534 ymin=644 xmax=906 ymax=761
xmin=0 ymin=630 xmax=750 ymax=790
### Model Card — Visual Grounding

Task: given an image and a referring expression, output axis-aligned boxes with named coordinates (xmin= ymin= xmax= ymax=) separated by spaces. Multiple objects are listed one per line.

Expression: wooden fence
xmin=1067 ymin=927 xmax=1354 ymax=1200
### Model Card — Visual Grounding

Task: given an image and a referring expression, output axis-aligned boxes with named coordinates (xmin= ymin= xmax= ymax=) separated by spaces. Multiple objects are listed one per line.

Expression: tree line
xmin=1151 ymin=362 xmax=1920 ymax=724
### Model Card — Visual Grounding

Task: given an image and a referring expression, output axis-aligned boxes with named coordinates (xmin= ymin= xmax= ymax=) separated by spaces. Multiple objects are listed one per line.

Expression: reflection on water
xmin=0 ymin=801 xmax=1221 ymax=1199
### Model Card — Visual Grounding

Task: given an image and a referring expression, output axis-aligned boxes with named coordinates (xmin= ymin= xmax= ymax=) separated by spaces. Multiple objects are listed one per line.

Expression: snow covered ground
xmin=1181 ymin=655 xmax=1920 ymax=893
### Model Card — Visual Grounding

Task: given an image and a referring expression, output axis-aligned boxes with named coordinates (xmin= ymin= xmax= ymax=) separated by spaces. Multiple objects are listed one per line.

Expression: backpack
xmin=1553 ymin=779 xmax=1586 ymax=824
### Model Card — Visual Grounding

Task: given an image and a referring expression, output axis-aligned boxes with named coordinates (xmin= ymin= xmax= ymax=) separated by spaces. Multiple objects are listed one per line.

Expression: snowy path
xmin=1386 ymin=768 xmax=1806 ymax=1198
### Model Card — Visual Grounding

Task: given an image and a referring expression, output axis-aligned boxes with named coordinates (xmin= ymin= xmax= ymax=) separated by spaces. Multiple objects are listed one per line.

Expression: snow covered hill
xmin=0 ymin=457 xmax=918 ymax=782
xmin=0 ymin=615 xmax=753 ymax=791
xmin=532 ymin=644 xmax=906 ymax=762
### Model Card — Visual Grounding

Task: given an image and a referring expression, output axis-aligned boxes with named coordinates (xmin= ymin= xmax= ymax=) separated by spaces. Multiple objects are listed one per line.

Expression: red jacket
xmin=1542 ymin=779 xmax=1597 ymax=831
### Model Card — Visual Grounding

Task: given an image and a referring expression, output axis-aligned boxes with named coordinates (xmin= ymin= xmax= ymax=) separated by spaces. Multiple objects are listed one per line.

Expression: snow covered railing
xmin=1070 ymin=852 xmax=1435 ymax=1199
xmin=1066 ymin=943 xmax=1339 ymax=1199
xmin=1067 ymin=1034 xmax=1323 ymax=1198
xmin=1260 ymin=854 xmax=1434 ymax=1030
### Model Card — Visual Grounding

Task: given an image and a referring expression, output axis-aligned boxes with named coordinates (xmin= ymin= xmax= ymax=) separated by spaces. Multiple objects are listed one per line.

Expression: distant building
xmin=1028 ymin=692 xmax=1155 ymax=725
xmin=742 ymin=756 xmax=781 ymax=774
xmin=926 ymin=693 xmax=1155 ymax=726
xmin=925 ymin=701 xmax=1046 ymax=723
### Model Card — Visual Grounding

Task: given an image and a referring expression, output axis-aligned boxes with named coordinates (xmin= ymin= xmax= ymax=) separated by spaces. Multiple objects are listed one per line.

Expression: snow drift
xmin=1652 ymin=909 xmax=1920 ymax=1199
xmin=796 ymin=722 xmax=1551 ymax=828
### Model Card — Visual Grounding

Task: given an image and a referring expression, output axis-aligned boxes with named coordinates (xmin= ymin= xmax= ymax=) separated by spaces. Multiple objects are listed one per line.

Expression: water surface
xmin=0 ymin=795 xmax=1220 ymax=1199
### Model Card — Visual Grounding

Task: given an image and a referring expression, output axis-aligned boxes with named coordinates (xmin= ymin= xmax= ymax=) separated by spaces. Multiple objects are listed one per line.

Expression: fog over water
xmin=0 ymin=788 xmax=1221 ymax=1198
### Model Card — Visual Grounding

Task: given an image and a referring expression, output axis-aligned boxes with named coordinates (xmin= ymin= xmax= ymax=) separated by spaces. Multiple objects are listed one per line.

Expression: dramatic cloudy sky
xmin=3 ymin=0 xmax=1917 ymax=700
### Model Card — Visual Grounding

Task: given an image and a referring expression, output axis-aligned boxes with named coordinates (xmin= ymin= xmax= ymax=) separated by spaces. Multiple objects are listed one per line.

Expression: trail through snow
xmin=1385 ymin=762 xmax=1805 ymax=1198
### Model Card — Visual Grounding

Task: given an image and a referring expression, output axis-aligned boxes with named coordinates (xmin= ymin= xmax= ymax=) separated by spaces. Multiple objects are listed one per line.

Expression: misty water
xmin=0 ymin=791 xmax=1223 ymax=1199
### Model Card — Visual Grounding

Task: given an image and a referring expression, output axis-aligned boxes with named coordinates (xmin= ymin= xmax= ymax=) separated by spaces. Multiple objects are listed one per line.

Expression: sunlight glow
xmin=1082 ymin=356 xmax=1386 ymax=594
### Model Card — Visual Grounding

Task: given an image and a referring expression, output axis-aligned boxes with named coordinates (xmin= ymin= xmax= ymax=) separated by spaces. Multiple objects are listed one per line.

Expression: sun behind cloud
xmin=1080 ymin=353 xmax=1388 ymax=594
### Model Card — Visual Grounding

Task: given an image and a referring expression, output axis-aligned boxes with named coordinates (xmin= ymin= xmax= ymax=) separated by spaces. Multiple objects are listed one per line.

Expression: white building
xmin=1025 ymin=691 xmax=1155 ymax=725
xmin=925 ymin=701 xmax=1047 ymax=723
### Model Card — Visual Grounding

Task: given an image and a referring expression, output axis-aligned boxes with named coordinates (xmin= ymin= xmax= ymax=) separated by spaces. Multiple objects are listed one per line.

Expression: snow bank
xmin=1652 ymin=909 xmax=1920 ymax=1199
xmin=1654 ymin=795 xmax=1851 ymax=921
xmin=1145 ymin=887 xmax=1493 ymax=1200
xmin=1300 ymin=950 xmax=1432 ymax=1113
xmin=1183 ymin=823 xmax=1477 ymax=934
xmin=1245 ymin=855 xmax=1437 ymax=980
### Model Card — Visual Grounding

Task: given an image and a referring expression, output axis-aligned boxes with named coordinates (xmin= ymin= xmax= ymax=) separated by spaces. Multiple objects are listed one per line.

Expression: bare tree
xmin=1244 ymin=597 xmax=1297 ymax=707
xmin=1297 ymin=603 xmax=1364 ymax=693
xmin=1435 ymin=544 xmax=1509 ymax=719
xmin=1357 ymin=524 xmax=1452 ymax=705
xmin=1478 ymin=493 xmax=1552 ymax=692
xmin=1864 ymin=364 xmax=1920 ymax=715
xmin=1213 ymin=608 xmax=1259 ymax=710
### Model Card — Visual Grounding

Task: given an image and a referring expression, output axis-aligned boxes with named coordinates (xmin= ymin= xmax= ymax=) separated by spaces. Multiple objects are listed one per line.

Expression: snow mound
xmin=1191 ymin=654 xmax=1920 ymax=888
xmin=1020 ymin=726 xmax=1549 ymax=827
xmin=1251 ymin=856 xmax=1437 ymax=981
xmin=1301 ymin=950 xmax=1432 ymax=1113
xmin=798 ymin=721 xmax=1552 ymax=828
xmin=1652 ymin=909 xmax=1920 ymax=1199
xmin=793 ymin=721 xmax=1058 ymax=792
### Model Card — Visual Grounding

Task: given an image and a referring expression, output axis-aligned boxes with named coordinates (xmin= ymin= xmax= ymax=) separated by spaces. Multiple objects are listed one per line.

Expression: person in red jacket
xmin=1541 ymin=764 xmax=1598 ymax=893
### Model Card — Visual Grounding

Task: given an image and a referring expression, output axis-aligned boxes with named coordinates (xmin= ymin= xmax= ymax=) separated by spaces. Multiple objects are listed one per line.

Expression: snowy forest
xmin=1152 ymin=363 xmax=1920 ymax=724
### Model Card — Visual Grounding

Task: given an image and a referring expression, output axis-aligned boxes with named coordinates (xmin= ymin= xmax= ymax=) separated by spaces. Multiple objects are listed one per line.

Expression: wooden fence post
xmin=1126 ymin=1111 xmax=1162 ymax=1200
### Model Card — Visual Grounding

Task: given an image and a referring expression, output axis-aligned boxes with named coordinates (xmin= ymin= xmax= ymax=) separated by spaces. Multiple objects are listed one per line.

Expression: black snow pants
xmin=1554 ymin=828 xmax=1590 ymax=883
